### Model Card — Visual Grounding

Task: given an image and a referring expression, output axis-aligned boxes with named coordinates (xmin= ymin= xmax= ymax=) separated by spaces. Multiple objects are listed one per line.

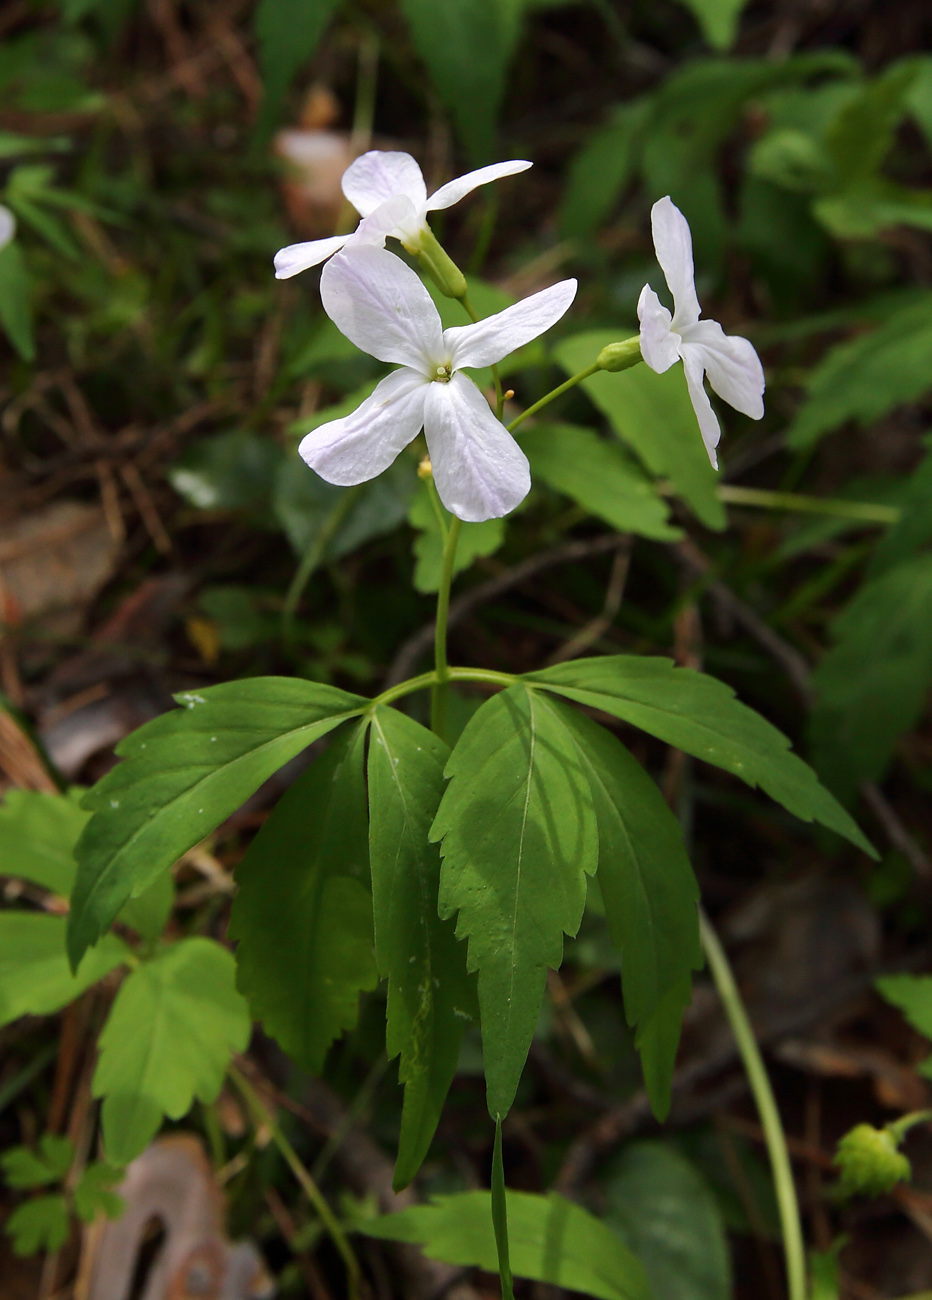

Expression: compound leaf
xmin=1 ymin=1135 xmax=73 ymax=1189
xmin=68 ymin=678 xmax=367 ymax=969
xmin=0 ymin=788 xmax=88 ymax=896
xmin=92 ymin=937 xmax=251 ymax=1165
xmin=431 ymin=684 xmax=599 ymax=1118
xmin=230 ymin=722 xmax=378 ymax=1074
xmin=408 ymin=481 xmax=505 ymax=594
xmin=5 ymin=1195 xmax=70 ymax=1256
xmin=0 ymin=914 xmax=130 ymax=1028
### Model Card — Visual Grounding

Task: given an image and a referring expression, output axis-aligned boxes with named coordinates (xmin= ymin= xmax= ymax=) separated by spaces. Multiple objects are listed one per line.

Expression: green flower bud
xmin=414 ymin=226 xmax=468 ymax=300
xmin=596 ymin=337 xmax=642 ymax=373
xmin=833 ymin=1123 xmax=911 ymax=1198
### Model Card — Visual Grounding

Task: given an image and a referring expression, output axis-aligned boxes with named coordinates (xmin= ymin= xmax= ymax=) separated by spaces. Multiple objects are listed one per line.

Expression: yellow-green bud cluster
xmin=833 ymin=1123 xmax=911 ymax=1198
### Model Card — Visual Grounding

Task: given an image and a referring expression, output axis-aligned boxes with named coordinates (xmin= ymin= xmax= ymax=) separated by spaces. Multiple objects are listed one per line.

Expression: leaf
xmin=169 ymin=430 xmax=282 ymax=517
xmin=602 ymin=1141 xmax=732 ymax=1300
xmin=810 ymin=555 xmax=932 ymax=800
xmin=865 ymin=441 xmax=932 ymax=578
xmin=785 ymin=294 xmax=932 ymax=449
xmin=274 ymin=455 xmax=416 ymax=560
xmin=398 ymin=0 xmax=525 ymax=161
xmin=554 ymin=331 xmax=726 ymax=530
xmin=72 ymin=1163 xmax=124 ymax=1223
xmin=230 ymin=722 xmax=378 ymax=1073
xmin=0 ymin=914 xmax=130 ymax=1028
xmin=5 ymin=1195 xmax=71 ymax=1256
xmin=368 ymin=707 xmax=473 ymax=1188
xmin=549 ymin=707 xmax=701 ymax=1117
xmin=431 ymin=684 xmax=599 ymax=1117
xmin=358 ymin=1189 xmax=652 ymax=1300
xmin=92 ymin=937 xmax=251 ymax=1165
xmin=1 ymin=1135 xmax=73 ymax=1189
xmin=875 ymin=974 xmax=932 ymax=1040
xmin=524 ymin=423 xmax=680 ymax=541
xmin=0 ymin=240 xmax=34 ymax=361
xmin=674 ymin=0 xmax=749 ymax=50
xmin=559 ymin=102 xmax=650 ymax=240
xmin=822 ymin=62 xmax=917 ymax=191
xmin=117 ymin=870 xmax=175 ymax=942
xmin=407 ymin=480 xmax=505 ymax=594
xmin=0 ymin=788 xmax=88 ymax=895
xmin=68 ymin=677 xmax=367 ymax=969
xmin=253 ymin=0 xmax=340 ymax=139
xmin=527 ymin=657 xmax=875 ymax=855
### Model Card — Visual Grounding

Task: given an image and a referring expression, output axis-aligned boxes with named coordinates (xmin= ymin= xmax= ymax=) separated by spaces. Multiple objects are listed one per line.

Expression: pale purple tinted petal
xmin=342 ymin=151 xmax=427 ymax=218
xmin=298 ymin=368 xmax=428 ymax=485
xmin=425 ymin=160 xmax=533 ymax=212
xmin=445 ymin=279 xmax=578 ymax=371
xmin=0 ymin=205 xmax=15 ymax=250
xmin=681 ymin=349 xmax=721 ymax=469
xmin=637 ymin=284 xmax=681 ymax=374
xmin=424 ymin=373 xmax=530 ymax=522
xmin=320 ymin=245 xmax=444 ymax=373
xmin=348 ymin=195 xmax=419 ymax=248
xmin=680 ymin=319 xmax=765 ymax=420
xmin=274 ymin=234 xmax=349 ymax=279
xmin=651 ymin=196 xmax=701 ymax=330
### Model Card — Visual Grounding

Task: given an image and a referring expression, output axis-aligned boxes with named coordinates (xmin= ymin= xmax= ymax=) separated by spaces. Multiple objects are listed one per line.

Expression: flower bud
xmin=414 ymin=226 xmax=468 ymax=300
xmin=834 ymin=1123 xmax=911 ymax=1198
xmin=596 ymin=337 xmax=642 ymax=373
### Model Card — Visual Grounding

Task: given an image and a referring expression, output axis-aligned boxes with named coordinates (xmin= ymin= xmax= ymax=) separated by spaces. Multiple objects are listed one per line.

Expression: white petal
xmin=426 ymin=159 xmax=533 ymax=212
xmin=424 ymin=372 xmax=530 ymax=522
xmin=445 ymin=279 xmax=577 ymax=371
xmin=299 ymin=368 xmax=428 ymax=485
xmin=342 ymin=151 xmax=427 ymax=218
xmin=680 ymin=319 xmax=765 ymax=421
xmin=348 ymin=194 xmax=420 ymax=248
xmin=651 ymin=196 xmax=701 ymax=331
xmin=320 ymin=245 xmax=445 ymax=373
xmin=0 ymin=205 xmax=15 ymax=250
xmin=681 ymin=349 xmax=721 ymax=469
xmin=637 ymin=284 xmax=681 ymax=374
xmin=274 ymin=234 xmax=349 ymax=279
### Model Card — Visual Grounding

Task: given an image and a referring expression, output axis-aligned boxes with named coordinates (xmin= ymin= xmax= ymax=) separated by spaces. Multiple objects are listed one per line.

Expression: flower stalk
xmin=431 ymin=516 xmax=462 ymax=741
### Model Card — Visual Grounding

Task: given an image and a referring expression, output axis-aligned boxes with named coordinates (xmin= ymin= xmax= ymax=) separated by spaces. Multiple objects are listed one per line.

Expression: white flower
xmin=274 ymin=150 xmax=531 ymax=280
xmin=0 ymin=205 xmax=16 ymax=250
xmin=299 ymin=245 xmax=577 ymax=522
xmin=637 ymin=196 xmax=764 ymax=468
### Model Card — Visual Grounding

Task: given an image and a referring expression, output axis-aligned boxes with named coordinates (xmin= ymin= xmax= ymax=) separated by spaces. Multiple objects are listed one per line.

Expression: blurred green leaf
xmin=93 ymin=937 xmax=250 ymax=1165
xmin=559 ymin=102 xmax=650 ymax=240
xmin=1 ymin=1135 xmax=73 ymax=1189
xmin=274 ymin=454 xmax=415 ymax=560
xmin=72 ymin=1162 xmax=124 ymax=1222
xmin=0 ymin=915 xmax=130 ymax=1027
xmin=254 ymin=0 xmax=340 ymax=139
xmin=198 ymin=587 xmax=277 ymax=651
xmin=359 ymin=1189 xmax=652 ymax=1300
xmin=168 ymin=430 xmax=282 ymax=516
xmin=866 ymin=441 xmax=932 ymax=577
xmin=408 ymin=480 xmax=504 ymax=594
xmin=5 ymin=1195 xmax=70 ymax=1256
xmin=0 ymin=240 xmax=35 ymax=361
xmin=0 ymin=788 xmax=88 ymax=896
xmin=674 ymin=0 xmax=748 ymax=51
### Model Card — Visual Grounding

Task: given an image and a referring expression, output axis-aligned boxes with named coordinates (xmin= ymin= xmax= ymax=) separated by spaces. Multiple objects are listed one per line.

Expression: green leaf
xmin=407 ymin=480 xmax=505 ymax=594
xmin=822 ymin=62 xmax=917 ymax=190
xmin=358 ymin=1189 xmax=652 ymax=1300
xmin=786 ymin=294 xmax=932 ymax=449
xmin=549 ymin=707 xmax=701 ymax=1116
xmin=876 ymin=974 xmax=932 ymax=1044
xmin=602 ymin=1141 xmax=732 ymax=1300
xmin=168 ymin=430 xmax=282 ymax=516
xmin=525 ymin=423 xmax=680 ymax=541
xmin=0 ymin=914 xmax=130 ymax=1028
xmin=0 ymin=788 xmax=88 ymax=895
xmin=527 ymin=657 xmax=875 ymax=855
xmin=68 ymin=678 xmax=367 ymax=969
xmin=554 ymin=332 xmax=725 ymax=530
xmin=1 ymin=1135 xmax=73 ymax=1189
xmin=431 ymin=684 xmax=599 ymax=1118
xmin=93 ymin=937 xmax=250 ymax=1165
xmin=398 ymin=0 xmax=525 ymax=161
xmin=5 ymin=1195 xmax=70 ymax=1256
xmin=253 ymin=0 xmax=340 ymax=138
xmin=810 ymin=555 xmax=932 ymax=800
xmin=230 ymin=722 xmax=378 ymax=1073
xmin=674 ymin=0 xmax=748 ymax=50
xmin=865 ymin=442 xmax=932 ymax=578
xmin=0 ymin=240 xmax=34 ymax=361
xmin=117 ymin=870 xmax=175 ymax=942
xmin=274 ymin=456 xmax=416 ymax=560
xmin=72 ymin=1162 xmax=124 ymax=1223
xmin=368 ymin=707 xmax=473 ymax=1188
xmin=559 ymin=102 xmax=650 ymax=240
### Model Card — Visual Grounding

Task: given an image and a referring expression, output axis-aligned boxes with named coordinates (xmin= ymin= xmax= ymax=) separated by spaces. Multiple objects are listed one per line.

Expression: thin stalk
xmin=717 ymin=484 xmax=900 ymax=525
xmin=426 ymin=473 xmax=449 ymax=543
xmin=491 ymin=1118 xmax=515 ymax=1300
xmin=461 ymin=291 xmax=505 ymax=416
xmin=430 ymin=516 xmax=462 ymax=739
xmin=281 ymin=487 xmax=362 ymax=645
xmin=507 ymin=363 xmax=600 ymax=433
xmin=699 ymin=912 xmax=806 ymax=1300
xmin=229 ymin=1064 xmax=362 ymax=1300
xmin=371 ymin=665 xmax=517 ymax=712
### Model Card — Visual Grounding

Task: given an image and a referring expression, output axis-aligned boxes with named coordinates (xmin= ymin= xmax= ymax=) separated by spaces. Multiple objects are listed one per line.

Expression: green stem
xmin=229 ymin=1064 xmax=362 ymax=1300
xmin=888 ymin=1110 xmax=932 ymax=1144
xmin=430 ymin=516 xmax=463 ymax=740
xmin=717 ymin=484 xmax=900 ymax=525
xmin=507 ymin=363 xmax=600 ymax=433
xmin=491 ymin=1117 xmax=515 ymax=1300
xmin=426 ymin=473 xmax=449 ymax=543
xmin=461 ymin=291 xmax=505 ymax=417
xmin=370 ymin=666 xmax=518 ymax=712
xmin=282 ymin=487 xmax=362 ymax=645
xmin=699 ymin=912 xmax=806 ymax=1300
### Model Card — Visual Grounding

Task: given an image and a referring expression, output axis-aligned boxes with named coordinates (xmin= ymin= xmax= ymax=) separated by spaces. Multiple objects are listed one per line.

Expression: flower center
xmin=433 ymin=364 xmax=452 ymax=384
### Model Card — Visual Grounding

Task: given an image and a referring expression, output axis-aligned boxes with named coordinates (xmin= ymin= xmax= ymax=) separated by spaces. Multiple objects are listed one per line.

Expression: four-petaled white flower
xmin=637 ymin=195 xmax=765 ymax=468
xmin=0 ymin=204 xmax=15 ymax=251
xmin=299 ymin=245 xmax=576 ymax=522
xmin=274 ymin=150 xmax=531 ymax=280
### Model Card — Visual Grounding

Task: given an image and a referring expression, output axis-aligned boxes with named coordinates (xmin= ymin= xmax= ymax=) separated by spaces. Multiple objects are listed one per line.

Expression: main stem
xmin=699 ymin=912 xmax=807 ymax=1300
xmin=431 ymin=515 xmax=462 ymax=740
